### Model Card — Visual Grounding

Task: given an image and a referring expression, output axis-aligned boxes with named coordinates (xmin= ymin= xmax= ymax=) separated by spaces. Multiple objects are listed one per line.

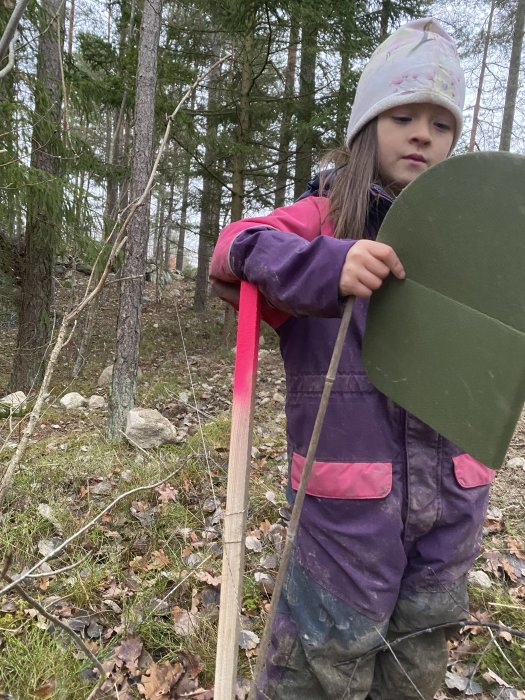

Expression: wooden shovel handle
xmin=215 ymin=282 xmax=261 ymax=700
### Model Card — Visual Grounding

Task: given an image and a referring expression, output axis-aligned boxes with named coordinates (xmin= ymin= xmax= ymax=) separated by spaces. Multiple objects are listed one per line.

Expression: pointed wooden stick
xmin=249 ymin=296 xmax=355 ymax=700
xmin=215 ymin=281 xmax=262 ymax=700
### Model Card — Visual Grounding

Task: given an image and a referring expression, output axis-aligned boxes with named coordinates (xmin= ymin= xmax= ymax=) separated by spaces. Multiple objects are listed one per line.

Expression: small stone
xmin=86 ymin=620 xmax=104 ymax=638
xmin=183 ymin=553 xmax=203 ymax=568
xmin=97 ymin=365 xmax=113 ymax=387
xmin=89 ymin=480 xmax=113 ymax=496
xmin=245 ymin=535 xmax=262 ymax=552
xmin=87 ymin=395 xmax=106 ymax=409
xmin=272 ymin=392 xmax=285 ymax=404
xmin=259 ymin=554 xmax=278 ymax=570
xmin=202 ymin=497 xmax=220 ymax=513
xmin=239 ymin=629 xmax=259 ymax=650
xmin=468 ymin=570 xmax=492 ymax=589
xmin=59 ymin=392 xmax=87 ymax=409
xmin=507 ymin=457 xmax=525 ymax=470
xmin=254 ymin=572 xmax=275 ymax=594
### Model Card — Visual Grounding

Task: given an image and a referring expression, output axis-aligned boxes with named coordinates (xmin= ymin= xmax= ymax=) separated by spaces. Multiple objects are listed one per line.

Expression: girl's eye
xmin=392 ymin=116 xmax=411 ymax=123
xmin=435 ymin=122 xmax=452 ymax=131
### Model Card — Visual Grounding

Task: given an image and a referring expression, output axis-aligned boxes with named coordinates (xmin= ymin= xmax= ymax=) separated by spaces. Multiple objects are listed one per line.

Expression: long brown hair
xmin=319 ymin=119 xmax=379 ymax=240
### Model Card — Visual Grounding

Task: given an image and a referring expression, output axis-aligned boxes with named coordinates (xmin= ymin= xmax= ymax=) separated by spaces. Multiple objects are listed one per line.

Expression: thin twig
xmin=467 ymin=636 xmax=496 ymax=690
xmin=334 ymin=620 xmax=525 ymax=667
xmin=1 ymin=572 xmax=105 ymax=679
xmin=488 ymin=602 xmax=525 ymax=611
xmin=0 ymin=469 xmax=180 ymax=597
xmin=250 ymin=297 xmax=354 ymax=698
xmin=84 ymin=676 xmax=105 ymax=700
xmin=150 ymin=554 xmax=212 ymax=613
xmin=487 ymin=626 xmax=523 ymax=680
xmin=26 ymin=553 xmax=92 ymax=579
xmin=174 ymin=301 xmax=216 ymax=504
xmin=374 ymin=627 xmax=425 ymax=700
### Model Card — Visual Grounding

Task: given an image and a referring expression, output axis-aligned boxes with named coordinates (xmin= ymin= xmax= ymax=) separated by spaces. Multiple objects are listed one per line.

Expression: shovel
xmin=363 ymin=150 xmax=525 ymax=469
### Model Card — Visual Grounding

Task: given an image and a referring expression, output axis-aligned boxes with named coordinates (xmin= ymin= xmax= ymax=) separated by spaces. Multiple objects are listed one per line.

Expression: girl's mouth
xmin=403 ymin=154 xmax=427 ymax=164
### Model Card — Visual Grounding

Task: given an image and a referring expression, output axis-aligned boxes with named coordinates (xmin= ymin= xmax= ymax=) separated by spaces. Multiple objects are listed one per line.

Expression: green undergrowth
xmin=1 ymin=624 xmax=93 ymax=697
xmin=2 ymin=286 xmax=524 ymax=698
xmin=466 ymin=583 xmax=525 ymax=690
xmin=0 ymin=400 xmax=287 ymax=698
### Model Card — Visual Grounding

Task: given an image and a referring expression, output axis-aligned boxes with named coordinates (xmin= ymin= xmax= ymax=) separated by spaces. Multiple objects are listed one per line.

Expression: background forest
xmin=1 ymin=0 xmax=525 ymax=698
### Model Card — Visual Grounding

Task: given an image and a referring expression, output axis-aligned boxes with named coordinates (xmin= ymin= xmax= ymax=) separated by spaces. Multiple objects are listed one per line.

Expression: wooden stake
xmin=249 ymin=297 xmax=355 ymax=699
xmin=215 ymin=282 xmax=261 ymax=699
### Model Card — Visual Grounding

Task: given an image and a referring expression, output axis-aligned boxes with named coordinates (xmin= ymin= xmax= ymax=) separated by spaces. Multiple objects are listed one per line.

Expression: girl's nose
xmin=410 ymin=119 xmax=432 ymax=143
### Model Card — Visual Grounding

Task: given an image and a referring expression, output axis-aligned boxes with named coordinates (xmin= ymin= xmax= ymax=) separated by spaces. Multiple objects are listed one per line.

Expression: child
xmin=210 ymin=18 xmax=495 ymax=700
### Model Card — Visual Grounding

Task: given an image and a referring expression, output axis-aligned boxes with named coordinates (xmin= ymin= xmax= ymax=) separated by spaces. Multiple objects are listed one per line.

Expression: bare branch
xmin=333 ymin=619 xmax=525 ymax=669
xmin=26 ymin=553 xmax=92 ymax=579
xmin=1 ymin=572 xmax=105 ymax=679
xmin=0 ymin=0 xmax=30 ymax=63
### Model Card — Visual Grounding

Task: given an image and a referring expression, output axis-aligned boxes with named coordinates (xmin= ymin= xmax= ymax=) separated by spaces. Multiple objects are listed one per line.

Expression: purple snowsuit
xmin=210 ymin=187 xmax=494 ymax=699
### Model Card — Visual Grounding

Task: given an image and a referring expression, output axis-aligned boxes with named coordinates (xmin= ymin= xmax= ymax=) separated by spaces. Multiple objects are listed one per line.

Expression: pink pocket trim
xmin=452 ymin=453 xmax=496 ymax=488
xmin=291 ymin=453 xmax=392 ymax=500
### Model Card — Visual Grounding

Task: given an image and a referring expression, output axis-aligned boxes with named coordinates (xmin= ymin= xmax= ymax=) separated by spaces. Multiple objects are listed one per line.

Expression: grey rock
xmin=97 ymin=365 xmax=113 ymax=387
xmin=507 ymin=456 xmax=525 ymax=470
xmin=125 ymin=408 xmax=177 ymax=449
xmin=468 ymin=569 xmax=492 ymax=589
xmin=254 ymin=571 xmax=275 ymax=594
xmin=87 ymin=395 xmax=106 ymax=409
xmin=59 ymin=392 xmax=87 ymax=409
xmin=97 ymin=364 xmax=142 ymax=388
xmin=0 ymin=391 xmax=26 ymax=409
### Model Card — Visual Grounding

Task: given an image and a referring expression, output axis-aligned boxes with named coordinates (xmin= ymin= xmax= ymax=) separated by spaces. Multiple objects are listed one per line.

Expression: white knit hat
xmin=346 ymin=18 xmax=465 ymax=149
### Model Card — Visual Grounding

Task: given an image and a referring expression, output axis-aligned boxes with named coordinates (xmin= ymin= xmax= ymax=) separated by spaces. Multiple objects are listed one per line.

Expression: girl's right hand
xmin=339 ymin=240 xmax=405 ymax=298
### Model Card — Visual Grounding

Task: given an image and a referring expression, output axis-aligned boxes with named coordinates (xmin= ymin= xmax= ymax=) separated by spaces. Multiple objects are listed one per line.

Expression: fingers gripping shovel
xmin=214 ymin=281 xmax=355 ymax=699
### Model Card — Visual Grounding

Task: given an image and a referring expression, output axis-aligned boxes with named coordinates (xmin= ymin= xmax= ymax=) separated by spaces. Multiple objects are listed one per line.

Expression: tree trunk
xmin=73 ymin=1 xmax=135 ymax=379
xmin=380 ymin=0 xmax=392 ymax=40
xmin=107 ymin=0 xmax=162 ymax=440
xmin=469 ymin=0 xmax=496 ymax=152
xmin=176 ymin=160 xmax=191 ymax=272
xmin=194 ymin=42 xmax=223 ymax=311
xmin=9 ymin=0 xmax=65 ymax=393
xmin=293 ymin=16 xmax=318 ymax=200
xmin=231 ymin=23 xmax=255 ymax=222
xmin=499 ymin=0 xmax=525 ymax=151
xmin=0 ymin=30 xmax=18 ymax=284
xmin=274 ymin=16 xmax=298 ymax=209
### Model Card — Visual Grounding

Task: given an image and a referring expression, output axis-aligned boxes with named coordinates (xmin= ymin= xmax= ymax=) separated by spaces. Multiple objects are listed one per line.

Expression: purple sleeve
xmin=229 ymin=227 xmax=356 ymax=317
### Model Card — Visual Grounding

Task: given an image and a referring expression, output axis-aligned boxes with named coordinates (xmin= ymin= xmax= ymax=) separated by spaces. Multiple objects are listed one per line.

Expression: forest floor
xmin=0 ymin=273 xmax=524 ymax=700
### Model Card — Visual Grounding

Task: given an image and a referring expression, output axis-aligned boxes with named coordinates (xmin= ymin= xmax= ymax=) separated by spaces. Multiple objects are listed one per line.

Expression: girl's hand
xmin=339 ymin=240 xmax=405 ymax=298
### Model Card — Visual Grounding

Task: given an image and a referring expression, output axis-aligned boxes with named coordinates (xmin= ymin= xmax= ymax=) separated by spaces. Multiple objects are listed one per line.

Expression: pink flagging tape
xmin=233 ymin=281 xmax=261 ymax=402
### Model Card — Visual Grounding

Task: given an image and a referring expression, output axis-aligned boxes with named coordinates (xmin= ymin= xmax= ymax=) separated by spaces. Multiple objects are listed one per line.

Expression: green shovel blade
xmin=363 ymin=151 xmax=525 ymax=469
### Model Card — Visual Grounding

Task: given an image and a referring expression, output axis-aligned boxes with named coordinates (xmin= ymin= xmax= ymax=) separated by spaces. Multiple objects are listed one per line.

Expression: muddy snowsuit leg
xmin=256 ymin=415 xmax=493 ymax=700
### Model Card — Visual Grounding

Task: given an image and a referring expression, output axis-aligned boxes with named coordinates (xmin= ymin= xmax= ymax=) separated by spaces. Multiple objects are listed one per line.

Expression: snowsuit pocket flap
xmin=291 ymin=452 xmax=392 ymax=499
xmin=452 ymin=453 xmax=496 ymax=488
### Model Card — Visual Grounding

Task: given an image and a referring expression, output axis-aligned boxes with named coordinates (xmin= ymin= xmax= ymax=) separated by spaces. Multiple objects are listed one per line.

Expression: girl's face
xmin=377 ymin=103 xmax=455 ymax=194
